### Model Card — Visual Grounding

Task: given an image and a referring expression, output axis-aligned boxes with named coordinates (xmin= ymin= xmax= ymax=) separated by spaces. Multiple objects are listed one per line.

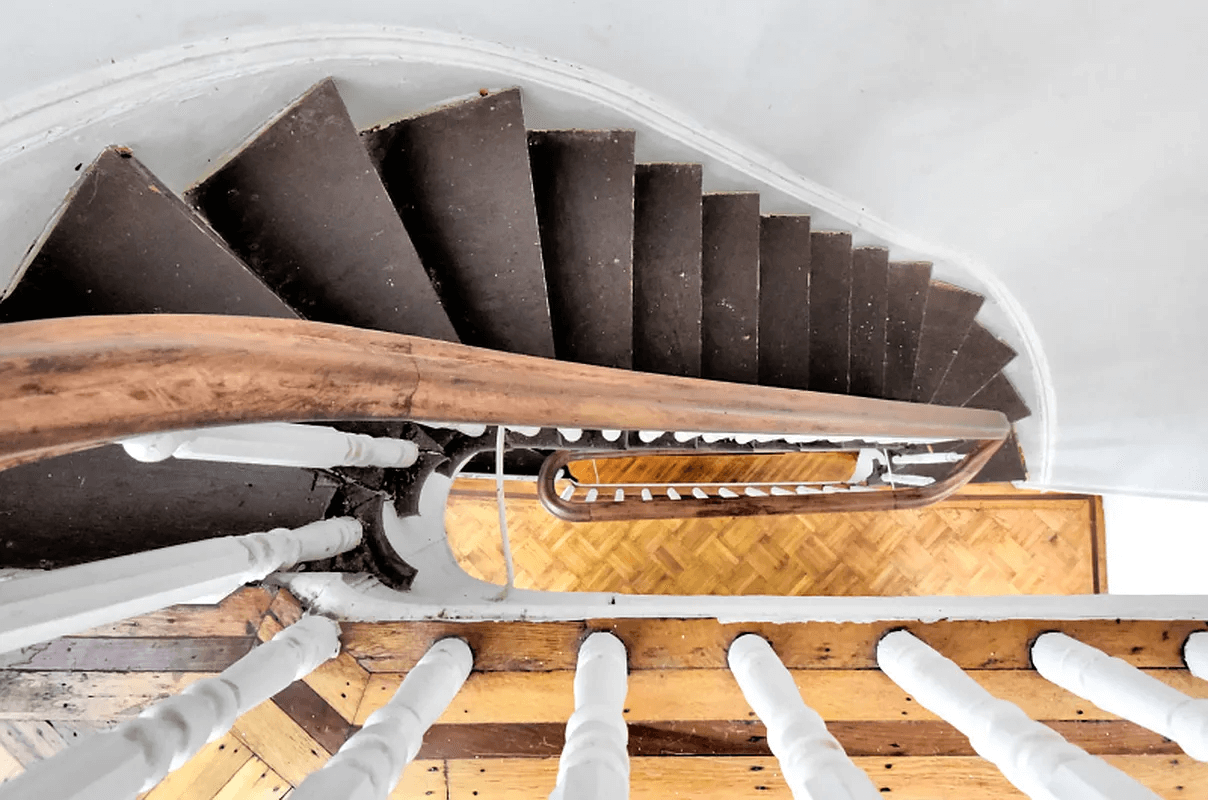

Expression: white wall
xmin=2 ymin=0 xmax=1206 ymax=499
xmin=1105 ymin=494 xmax=1208 ymax=594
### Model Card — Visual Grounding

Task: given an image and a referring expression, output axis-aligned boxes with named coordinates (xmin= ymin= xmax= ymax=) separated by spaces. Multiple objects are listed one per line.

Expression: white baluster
xmin=1186 ymin=632 xmax=1208 ymax=680
xmin=1032 ymin=632 xmax=1208 ymax=760
xmin=559 ymin=427 xmax=584 ymax=443
xmin=877 ymin=630 xmax=1160 ymax=800
xmin=121 ymin=422 xmax=418 ymax=468
xmin=637 ymin=430 xmax=664 ymax=443
xmin=601 ymin=429 xmax=623 ymax=442
xmin=0 ymin=615 xmax=340 ymax=800
xmin=728 ymin=635 xmax=878 ymax=799
xmin=549 ymin=632 xmax=629 ymax=800
xmin=292 ymin=638 xmax=473 ymax=800
xmin=0 ymin=517 xmax=361 ymax=654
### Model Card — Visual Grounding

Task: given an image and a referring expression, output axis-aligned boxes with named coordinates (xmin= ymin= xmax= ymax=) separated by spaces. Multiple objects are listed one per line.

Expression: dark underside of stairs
xmin=0 ymin=80 xmax=1029 ymax=572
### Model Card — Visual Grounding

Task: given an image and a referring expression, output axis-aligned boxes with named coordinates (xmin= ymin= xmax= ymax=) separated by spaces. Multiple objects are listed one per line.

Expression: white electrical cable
xmin=495 ymin=425 xmax=516 ymax=599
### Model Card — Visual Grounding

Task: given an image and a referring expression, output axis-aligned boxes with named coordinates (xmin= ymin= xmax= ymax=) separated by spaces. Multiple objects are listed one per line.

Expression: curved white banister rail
xmin=728 ymin=634 xmax=878 ymax=799
xmin=0 ymin=615 xmax=340 ymax=800
xmin=292 ymin=637 xmax=473 ymax=800
xmin=0 ymin=516 xmax=361 ymax=654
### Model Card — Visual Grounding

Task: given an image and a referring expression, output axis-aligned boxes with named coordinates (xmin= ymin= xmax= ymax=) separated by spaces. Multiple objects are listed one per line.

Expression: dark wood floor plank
xmin=931 ymin=323 xmax=1017 ymax=407
xmin=882 ymin=262 xmax=932 ymax=401
xmin=632 ymin=163 xmax=703 ymax=377
xmin=967 ymin=372 xmax=1032 ymax=422
xmin=910 ymin=281 xmax=984 ymax=402
xmin=0 ymin=637 xmax=254 ymax=672
xmin=0 ymin=149 xmax=295 ymax=323
xmin=0 ymin=445 xmax=337 ymax=569
xmin=848 ymin=247 xmax=890 ymax=398
xmin=527 ymin=129 xmax=635 ymax=368
xmin=271 ymin=680 xmax=354 ymax=755
xmin=701 ymin=192 xmax=761 ymax=384
xmin=365 ymin=88 xmax=554 ymax=356
xmin=757 ymin=215 xmax=811 ymax=389
xmin=189 ymin=79 xmax=457 ymax=342
xmin=808 ymin=232 xmax=853 ymax=393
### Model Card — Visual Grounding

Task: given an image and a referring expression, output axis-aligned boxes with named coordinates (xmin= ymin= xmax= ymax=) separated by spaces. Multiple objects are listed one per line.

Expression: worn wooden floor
xmin=3 ymin=587 xmax=1208 ymax=798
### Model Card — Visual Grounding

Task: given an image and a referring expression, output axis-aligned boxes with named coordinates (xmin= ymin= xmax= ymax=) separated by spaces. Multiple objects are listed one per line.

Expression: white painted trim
xmin=0 ymin=23 xmax=1054 ymax=482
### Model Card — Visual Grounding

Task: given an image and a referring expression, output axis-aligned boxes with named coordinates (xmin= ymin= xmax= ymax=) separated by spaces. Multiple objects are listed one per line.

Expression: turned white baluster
xmin=728 ymin=635 xmax=878 ymax=800
xmin=724 ymin=638 xmax=879 ymax=797
xmin=121 ymin=422 xmax=418 ymax=468
xmin=549 ymin=631 xmax=630 ymax=800
xmin=0 ymin=517 xmax=361 ymax=654
xmin=877 ymin=630 xmax=1160 ymax=800
xmin=1186 ymin=632 xmax=1208 ymax=680
xmin=1032 ymin=632 xmax=1208 ymax=760
xmin=0 ymin=615 xmax=340 ymax=800
xmin=292 ymin=638 xmax=473 ymax=800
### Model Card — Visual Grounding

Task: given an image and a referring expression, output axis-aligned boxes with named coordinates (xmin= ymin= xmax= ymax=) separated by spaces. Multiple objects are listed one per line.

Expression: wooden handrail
xmin=0 ymin=315 xmax=1010 ymax=471
xmin=536 ymin=439 xmax=1004 ymax=521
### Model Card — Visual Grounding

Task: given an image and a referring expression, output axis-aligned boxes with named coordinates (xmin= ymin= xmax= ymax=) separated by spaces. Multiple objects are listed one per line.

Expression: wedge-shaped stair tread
xmin=0 ymin=447 xmax=337 ymax=569
xmin=365 ymin=88 xmax=554 ymax=357
xmin=882 ymin=261 xmax=931 ymax=401
xmin=632 ymin=163 xmax=703 ymax=378
xmin=701 ymin=192 xmax=760 ymax=384
xmin=188 ymin=79 xmax=457 ymax=341
xmin=967 ymin=372 xmax=1031 ymax=422
xmin=808 ymin=231 xmax=853 ymax=393
xmin=0 ymin=148 xmax=294 ymax=323
xmin=758 ymin=215 xmax=811 ymax=389
xmin=911 ymin=281 xmax=984 ymax=402
xmin=848 ymin=247 xmax=890 ymax=398
xmin=896 ymin=429 xmax=1028 ymax=484
xmin=931 ymin=323 xmax=1017 ymax=407
xmin=528 ymin=129 xmax=635 ymax=368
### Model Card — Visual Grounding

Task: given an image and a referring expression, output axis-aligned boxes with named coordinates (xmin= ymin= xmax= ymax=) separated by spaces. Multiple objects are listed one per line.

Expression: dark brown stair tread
xmin=187 ymin=79 xmax=458 ymax=342
xmin=527 ymin=129 xmax=635 ymax=369
xmin=701 ymin=192 xmax=760 ymax=384
xmin=0 ymin=148 xmax=295 ymax=323
xmin=758 ymin=215 xmax=811 ymax=389
xmin=931 ymin=323 xmax=1017 ymax=407
xmin=882 ymin=261 xmax=932 ymax=401
xmin=0 ymin=446 xmax=336 ymax=569
xmin=978 ymin=429 xmax=1028 ymax=482
xmin=910 ymin=280 xmax=984 ymax=403
xmin=848 ymin=247 xmax=890 ymax=398
xmin=807 ymin=231 xmax=853 ymax=394
xmin=632 ymin=163 xmax=703 ymax=378
xmin=966 ymin=372 xmax=1032 ymax=422
xmin=364 ymin=88 xmax=554 ymax=357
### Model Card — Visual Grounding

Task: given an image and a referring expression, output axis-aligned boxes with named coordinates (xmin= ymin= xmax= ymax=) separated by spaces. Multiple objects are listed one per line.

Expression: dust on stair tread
xmin=364 ymin=87 xmax=555 ymax=357
xmin=632 ymin=163 xmax=703 ymax=378
xmin=932 ymin=323 xmax=1017 ymax=407
xmin=187 ymin=78 xmax=458 ymax=342
xmin=848 ymin=247 xmax=889 ymax=398
xmin=966 ymin=372 xmax=1031 ymax=422
xmin=808 ymin=231 xmax=853 ymax=394
xmin=882 ymin=261 xmax=931 ymax=401
xmin=757 ymin=215 xmax=811 ymax=390
xmin=0 ymin=148 xmax=295 ymax=323
xmin=528 ymin=129 xmax=635 ymax=369
xmin=910 ymin=280 xmax=984 ymax=403
xmin=701 ymin=192 xmax=760 ymax=384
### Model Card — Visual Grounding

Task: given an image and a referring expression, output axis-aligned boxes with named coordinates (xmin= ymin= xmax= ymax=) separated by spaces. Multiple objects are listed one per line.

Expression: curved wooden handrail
xmin=0 ymin=315 xmax=1010 ymax=471
xmin=536 ymin=439 xmax=1006 ymax=521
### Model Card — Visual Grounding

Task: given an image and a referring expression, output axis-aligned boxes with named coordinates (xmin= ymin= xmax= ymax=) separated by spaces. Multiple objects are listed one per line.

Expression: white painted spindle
xmin=728 ymin=634 xmax=878 ymax=799
xmin=0 ymin=517 xmax=361 ymax=654
xmin=1032 ymin=632 xmax=1208 ymax=760
xmin=121 ymin=422 xmax=418 ymax=468
xmin=292 ymin=637 xmax=473 ymax=800
xmin=877 ymin=630 xmax=1160 ymax=800
xmin=549 ymin=631 xmax=630 ymax=800
xmin=0 ymin=615 xmax=340 ymax=800
xmin=1187 ymin=632 xmax=1208 ymax=680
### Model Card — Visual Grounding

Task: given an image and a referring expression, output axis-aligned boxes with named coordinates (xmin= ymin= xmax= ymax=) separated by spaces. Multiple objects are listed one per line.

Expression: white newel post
xmin=121 ymin=422 xmax=419 ymax=468
xmin=1187 ymin=632 xmax=1208 ymax=681
xmin=876 ymin=630 xmax=1160 ymax=800
xmin=0 ymin=615 xmax=340 ymax=800
xmin=549 ymin=631 xmax=630 ymax=800
xmin=0 ymin=517 xmax=361 ymax=654
xmin=291 ymin=637 xmax=473 ymax=800
xmin=1032 ymin=632 xmax=1208 ymax=760
xmin=727 ymin=634 xmax=878 ymax=800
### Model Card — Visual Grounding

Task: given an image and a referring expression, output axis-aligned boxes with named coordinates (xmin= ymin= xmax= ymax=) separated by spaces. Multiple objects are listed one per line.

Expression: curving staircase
xmin=0 ymin=79 xmax=1029 ymax=581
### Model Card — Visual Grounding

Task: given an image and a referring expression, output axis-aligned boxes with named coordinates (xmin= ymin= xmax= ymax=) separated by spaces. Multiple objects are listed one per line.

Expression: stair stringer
xmin=0 ymin=24 xmax=1052 ymax=483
